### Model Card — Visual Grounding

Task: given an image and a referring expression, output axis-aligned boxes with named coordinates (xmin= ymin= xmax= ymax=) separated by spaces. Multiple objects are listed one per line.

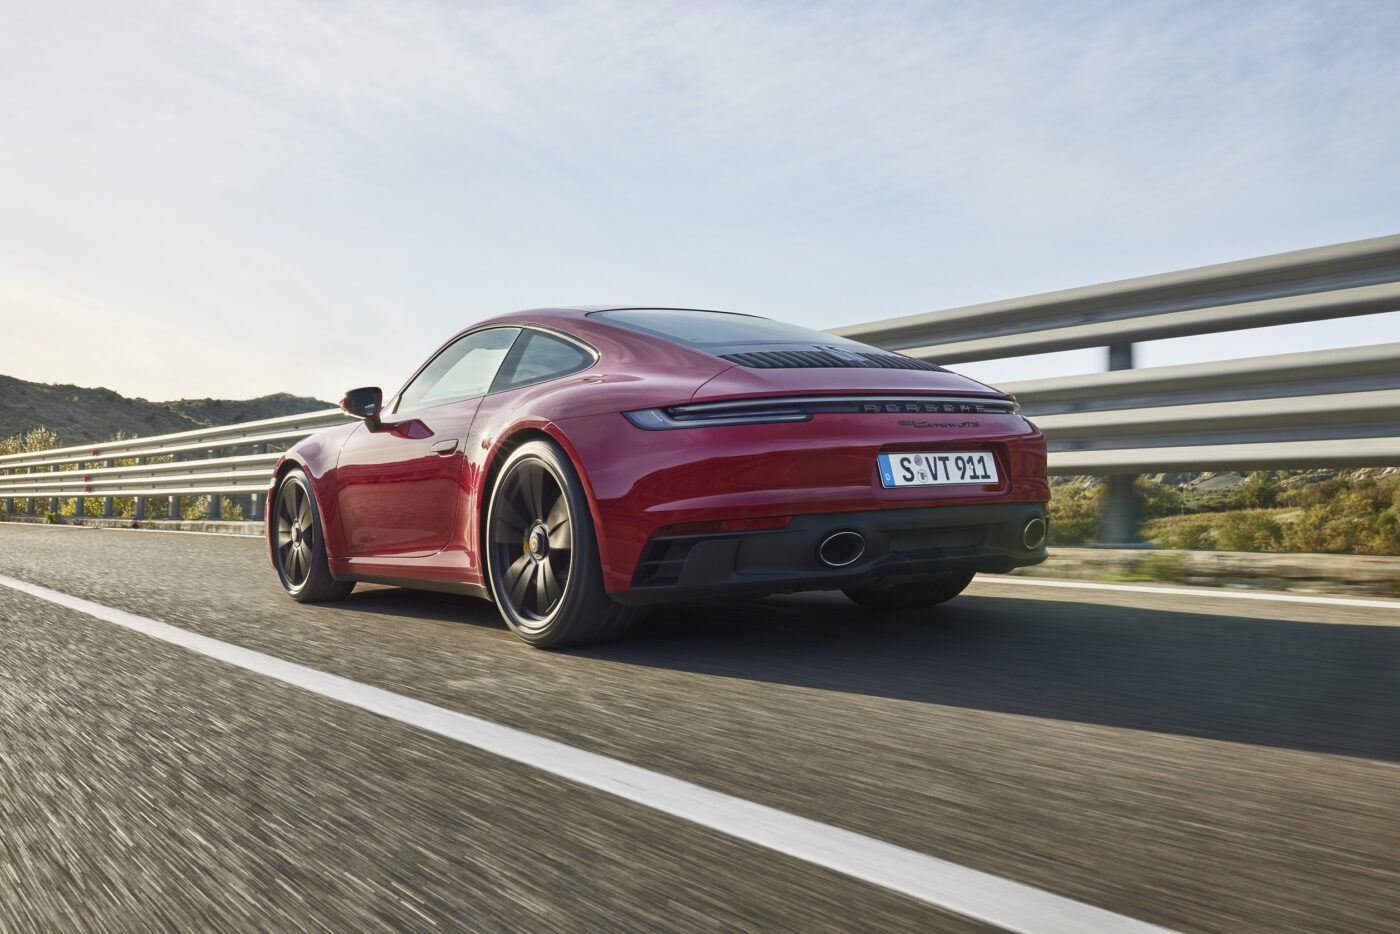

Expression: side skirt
xmin=333 ymin=573 xmax=492 ymax=601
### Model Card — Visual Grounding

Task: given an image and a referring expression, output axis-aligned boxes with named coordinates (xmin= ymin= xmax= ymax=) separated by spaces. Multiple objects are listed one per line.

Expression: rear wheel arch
xmin=482 ymin=436 xmax=637 ymax=646
xmin=479 ymin=424 xmax=612 ymax=586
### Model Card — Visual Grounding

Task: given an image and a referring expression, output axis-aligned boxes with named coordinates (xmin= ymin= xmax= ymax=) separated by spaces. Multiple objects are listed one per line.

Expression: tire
xmin=272 ymin=468 xmax=354 ymax=603
xmin=485 ymin=439 xmax=637 ymax=648
xmin=843 ymin=569 xmax=975 ymax=611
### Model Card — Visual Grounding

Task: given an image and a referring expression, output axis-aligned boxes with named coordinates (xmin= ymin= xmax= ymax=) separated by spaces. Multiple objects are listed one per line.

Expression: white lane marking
xmin=980 ymin=576 xmax=1400 ymax=611
xmin=0 ymin=574 xmax=1179 ymax=934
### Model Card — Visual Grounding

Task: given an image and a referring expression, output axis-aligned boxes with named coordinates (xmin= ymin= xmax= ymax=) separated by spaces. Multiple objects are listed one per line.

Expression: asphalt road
xmin=1 ymin=522 xmax=1397 ymax=933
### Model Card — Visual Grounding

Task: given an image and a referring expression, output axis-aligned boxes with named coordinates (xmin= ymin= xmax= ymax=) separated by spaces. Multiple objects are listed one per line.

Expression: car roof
xmin=469 ymin=306 xmax=758 ymax=331
xmin=510 ymin=305 xmax=732 ymax=316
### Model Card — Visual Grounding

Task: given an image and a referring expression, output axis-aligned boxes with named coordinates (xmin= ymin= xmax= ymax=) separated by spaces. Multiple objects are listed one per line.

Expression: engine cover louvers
xmin=719 ymin=349 xmax=945 ymax=371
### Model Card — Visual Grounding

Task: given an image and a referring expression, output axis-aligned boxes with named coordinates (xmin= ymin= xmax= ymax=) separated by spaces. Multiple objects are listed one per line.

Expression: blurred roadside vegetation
xmin=1049 ymin=471 xmax=1400 ymax=556
xmin=5 ymin=423 xmax=1398 ymax=553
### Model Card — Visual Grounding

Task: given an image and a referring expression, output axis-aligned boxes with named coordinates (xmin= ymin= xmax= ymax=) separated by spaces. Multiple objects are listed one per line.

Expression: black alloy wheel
xmin=273 ymin=469 xmax=352 ymax=603
xmin=275 ymin=478 xmax=315 ymax=589
xmin=491 ymin=457 xmax=573 ymax=621
xmin=486 ymin=440 xmax=636 ymax=647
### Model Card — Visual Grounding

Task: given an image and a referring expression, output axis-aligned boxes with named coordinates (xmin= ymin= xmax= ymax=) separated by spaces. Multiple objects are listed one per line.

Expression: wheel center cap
xmin=528 ymin=528 xmax=547 ymax=557
xmin=291 ymin=526 xmax=303 ymax=544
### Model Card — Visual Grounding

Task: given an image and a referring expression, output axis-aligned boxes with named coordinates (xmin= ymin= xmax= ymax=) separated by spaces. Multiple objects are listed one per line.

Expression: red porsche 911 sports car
xmin=268 ymin=307 xmax=1049 ymax=646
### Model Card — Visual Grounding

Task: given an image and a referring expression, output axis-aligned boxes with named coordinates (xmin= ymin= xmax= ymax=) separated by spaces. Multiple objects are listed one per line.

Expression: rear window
xmin=589 ymin=308 xmax=867 ymax=349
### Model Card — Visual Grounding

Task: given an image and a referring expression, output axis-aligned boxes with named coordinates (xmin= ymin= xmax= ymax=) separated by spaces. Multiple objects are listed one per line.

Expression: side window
xmin=492 ymin=330 xmax=595 ymax=392
xmin=396 ymin=327 xmax=521 ymax=411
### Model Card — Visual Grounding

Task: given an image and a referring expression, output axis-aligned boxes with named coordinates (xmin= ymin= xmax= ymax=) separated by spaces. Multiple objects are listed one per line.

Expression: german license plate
xmin=878 ymin=451 xmax=1000 ymax=488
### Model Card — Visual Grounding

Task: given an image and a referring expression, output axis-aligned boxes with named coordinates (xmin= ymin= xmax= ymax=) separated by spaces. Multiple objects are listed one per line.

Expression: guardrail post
xmin=1107 ymin=342 xmax=1134 ymax=371
xmin=101 ymin=459 xmax=114 ymax=518
xmin=24 ymin=467 xmax=34 ymax=516
xmin=250 ymin=443 xmax=269 ymax=522
xmin=1099 ymin=343 xmax=1139 ymax=544
xmin=206 ymin=448 xmax=222 ymax=520
xmin=2 ymin=471 xmax=10 ymax=516
xmin=133 ymin=458 xmax=146 ymax=520
xmin=71 ymin=456 xmax=84 ymax=522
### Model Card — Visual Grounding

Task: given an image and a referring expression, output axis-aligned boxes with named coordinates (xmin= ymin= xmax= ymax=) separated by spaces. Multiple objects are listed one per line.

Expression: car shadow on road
xmin=333 ymin=584 xmax=508 ymax=629
xmin=572 ymin=591 xmax=1400 ymax=762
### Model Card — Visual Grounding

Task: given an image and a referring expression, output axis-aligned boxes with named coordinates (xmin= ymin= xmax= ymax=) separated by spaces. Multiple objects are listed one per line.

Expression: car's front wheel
xmin=272 ymin=468 xmax=354 ymax=603
xmin=485 ymin=439 xmax=637 ymax=647
xmin=842 ymin=569 xmax=975 ymax=611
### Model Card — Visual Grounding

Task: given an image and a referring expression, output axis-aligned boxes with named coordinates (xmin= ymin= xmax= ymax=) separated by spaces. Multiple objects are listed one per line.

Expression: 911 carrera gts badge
xmin=899 ymin=418 xmax=981 ymax=428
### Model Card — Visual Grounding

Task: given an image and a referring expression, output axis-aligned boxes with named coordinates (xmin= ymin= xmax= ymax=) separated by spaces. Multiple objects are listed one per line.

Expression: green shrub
xmin=1152 ymin=518 xmax=1215 ymax=550
xmin=1047 ymin=483 xmax=1101 ymax=545
xmin=1232 ymin=472 xmax=1282 ymax=509
xmin=1214 ymin=511 xmax=1285 ymax=551
xmin=1282 ymin=476 xmax=1400 ymax=554
xmin=1048 ymin=477 xmax=1189 ymax=545
xmin=1136 ymin=478 xmax=1185 ymax=519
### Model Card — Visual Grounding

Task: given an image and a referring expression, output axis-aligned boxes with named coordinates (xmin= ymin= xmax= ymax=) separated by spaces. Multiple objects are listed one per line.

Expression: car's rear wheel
xmin=486 ymin=439 xmax=637 ymax=647
xmin=273 ymin=469 xmax=354 ymax=603
xmin=843 ymin=569 xmax=975 ymax=611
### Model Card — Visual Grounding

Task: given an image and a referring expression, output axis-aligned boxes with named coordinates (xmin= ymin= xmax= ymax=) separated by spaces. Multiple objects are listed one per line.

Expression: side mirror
xmin=340 ymin=386 xmax=383 ymax=430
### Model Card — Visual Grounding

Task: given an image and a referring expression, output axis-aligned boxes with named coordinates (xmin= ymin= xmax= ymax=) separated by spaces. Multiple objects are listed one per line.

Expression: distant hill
xmin=163 ymin=393 xmax=337 ymax=428
xmin=0 ymin=374 xmax=334 ymax=446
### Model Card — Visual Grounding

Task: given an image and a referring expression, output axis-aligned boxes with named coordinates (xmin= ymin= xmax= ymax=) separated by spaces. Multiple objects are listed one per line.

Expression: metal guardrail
xmin=832 ymin=234 xmax=1400 ymax=539
xmin=1 ymin=235 xmax=1397 ymax=536
xmin=1002 ymin=343 xmax=1400 ymax=472
xmin=829 ymin=235 xmax=1400 ymax=361
xmin=835 ymin=236 xmax=1400 ymax=468
xmin=0 ymin=410 xmax=349 ymax=521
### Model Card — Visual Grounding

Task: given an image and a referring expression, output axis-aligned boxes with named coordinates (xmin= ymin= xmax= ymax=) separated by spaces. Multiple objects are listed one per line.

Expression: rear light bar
xmin=623 ymin=395 xmax=1018 ymax=430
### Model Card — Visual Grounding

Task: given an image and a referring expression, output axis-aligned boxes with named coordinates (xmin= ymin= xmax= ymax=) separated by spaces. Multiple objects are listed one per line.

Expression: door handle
xmin=431 ymin=439 xmax=459 ymax=455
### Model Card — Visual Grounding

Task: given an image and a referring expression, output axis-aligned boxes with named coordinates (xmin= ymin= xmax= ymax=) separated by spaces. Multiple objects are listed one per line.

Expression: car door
xmin=334 ymin=327 xmax=521 ymax=558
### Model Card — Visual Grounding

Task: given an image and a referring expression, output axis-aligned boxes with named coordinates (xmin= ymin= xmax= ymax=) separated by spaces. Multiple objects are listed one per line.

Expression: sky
xmin=1 ymin=0 xmax=1398 ymax=403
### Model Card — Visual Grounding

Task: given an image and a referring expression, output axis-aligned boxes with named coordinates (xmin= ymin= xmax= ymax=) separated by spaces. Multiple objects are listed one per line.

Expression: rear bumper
xmin=612 ymin=501 xmax=1048 ymax=606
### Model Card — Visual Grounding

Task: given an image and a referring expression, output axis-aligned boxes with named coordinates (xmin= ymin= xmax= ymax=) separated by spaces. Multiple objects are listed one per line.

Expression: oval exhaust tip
xmin=1022 ymin=516 xmax=1047 ymax=551
xmin=817 ymin=531 xmax=866 ymax=568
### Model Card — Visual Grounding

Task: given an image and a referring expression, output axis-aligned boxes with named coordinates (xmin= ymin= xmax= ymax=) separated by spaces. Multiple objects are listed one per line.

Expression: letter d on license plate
xmin=878 ymin=451 xmax=1000 ymax=488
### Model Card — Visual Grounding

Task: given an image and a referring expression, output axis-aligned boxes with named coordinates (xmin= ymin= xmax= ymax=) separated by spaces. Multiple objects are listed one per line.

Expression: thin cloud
xmin=1 ymin=0 xmax=1397 ymax=399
